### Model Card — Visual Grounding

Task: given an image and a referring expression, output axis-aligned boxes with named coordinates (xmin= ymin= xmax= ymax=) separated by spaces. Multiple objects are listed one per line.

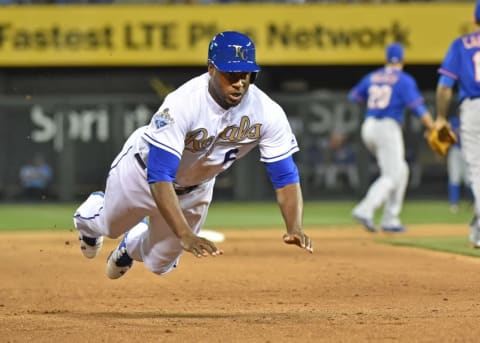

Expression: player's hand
xmin=283 ymin=231 xmax=313 ymax=253
xmin=180 ymin=234 xmax=224 ymax=258
xmin=434 ymin=117 xmax=447 ymax=130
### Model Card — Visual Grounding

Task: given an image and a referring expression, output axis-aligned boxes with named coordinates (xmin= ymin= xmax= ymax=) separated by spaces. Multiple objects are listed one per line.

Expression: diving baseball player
xmin=348 ymin=43 xmax=435 ymax=233
xmin=436 ymin=1 xmax=480 ymax=247
xmin=73 ymin=31 xmax=313 ymax=279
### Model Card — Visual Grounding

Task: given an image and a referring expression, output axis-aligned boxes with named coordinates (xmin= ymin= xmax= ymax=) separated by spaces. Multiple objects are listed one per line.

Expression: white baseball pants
xmin=352 ymin=117 xmax=409 ymax=227
xmin=74 ymin=130 xmax=215 ymax=275
xmin=459 ymin=99 xmax=480 ymax=222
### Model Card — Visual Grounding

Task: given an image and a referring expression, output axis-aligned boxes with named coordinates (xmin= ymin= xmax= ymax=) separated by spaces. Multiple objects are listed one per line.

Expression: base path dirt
xmin=1 ymin=225 xmax=480 ymax=342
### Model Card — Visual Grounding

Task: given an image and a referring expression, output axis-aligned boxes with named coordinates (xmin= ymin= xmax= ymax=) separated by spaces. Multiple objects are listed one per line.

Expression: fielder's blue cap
xmin=475 ymin=1 xmax=480 ymax=21
xmin=386 ymin=43 xmax=404 ymax=63
xmin=208 ymin=31 xmax=260 ymax=73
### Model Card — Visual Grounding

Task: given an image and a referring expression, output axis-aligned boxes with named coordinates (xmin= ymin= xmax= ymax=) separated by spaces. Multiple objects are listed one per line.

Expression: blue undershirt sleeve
xmin=147 ymin=144 xmax=180 ymax=184
xmin=264 ymin=155 xmax=300 ymax=189
xmin=412 ymin=103 xmax=428 ymax=118
xmin=438 ymin=74 xmax=455 ymax=88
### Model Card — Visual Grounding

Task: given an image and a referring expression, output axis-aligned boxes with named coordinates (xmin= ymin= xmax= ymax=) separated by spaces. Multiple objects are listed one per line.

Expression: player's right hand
xmin=180 ymin=234 xmax=224 ymax=258
xmin=283 ymin=231 xmax=314 ymax=254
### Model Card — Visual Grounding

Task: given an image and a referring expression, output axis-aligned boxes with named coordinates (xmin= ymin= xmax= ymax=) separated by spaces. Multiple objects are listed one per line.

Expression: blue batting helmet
xmin=207 ymin=31 xmax=261 ymax=73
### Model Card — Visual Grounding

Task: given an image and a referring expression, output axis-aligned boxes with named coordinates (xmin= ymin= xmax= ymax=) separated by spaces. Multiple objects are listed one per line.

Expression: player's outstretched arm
xmin=275 ymin=183 xmax=313 ymax=253
xmin=435 ymin=84 xmax=453 ymax=125
xmin=149 ymin=182 xmax=223 ymax=258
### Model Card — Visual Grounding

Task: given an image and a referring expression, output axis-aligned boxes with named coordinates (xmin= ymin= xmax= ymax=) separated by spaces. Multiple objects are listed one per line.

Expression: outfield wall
xmin=0 ymin=90 xmax=448 ymax=202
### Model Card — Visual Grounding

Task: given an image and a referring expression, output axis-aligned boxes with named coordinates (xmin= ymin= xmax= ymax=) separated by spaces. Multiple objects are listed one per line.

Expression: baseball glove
xmin=427 ymin=125 xmax=458 ymax=157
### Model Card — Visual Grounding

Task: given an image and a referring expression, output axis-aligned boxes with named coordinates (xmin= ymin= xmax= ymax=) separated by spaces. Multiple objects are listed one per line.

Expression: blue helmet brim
xmin=209 ymin=59 xmax=261 ymax=73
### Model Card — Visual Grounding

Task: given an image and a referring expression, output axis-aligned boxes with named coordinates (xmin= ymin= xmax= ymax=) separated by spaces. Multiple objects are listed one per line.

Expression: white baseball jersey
xmin=74 ymin=72 xmax=299 ymax=275
xmin=140 ymin=72 xmax=299 ymax=187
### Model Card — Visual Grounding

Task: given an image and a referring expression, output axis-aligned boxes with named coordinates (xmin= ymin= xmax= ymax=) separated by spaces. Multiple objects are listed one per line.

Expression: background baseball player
xmin=73 ymin=31 xmax=313 ymax=279
xmin=348 ymin=43 xmax=436 ymax=233
xmin=436 ymin=1 xmax=480 ymax=247
xmin=446 ymin=116 xmax=472 ymax=214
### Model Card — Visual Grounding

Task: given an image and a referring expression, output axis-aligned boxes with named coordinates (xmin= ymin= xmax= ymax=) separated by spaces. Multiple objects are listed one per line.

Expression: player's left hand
xmin=283 ymin=231 xmax=313 ymax=253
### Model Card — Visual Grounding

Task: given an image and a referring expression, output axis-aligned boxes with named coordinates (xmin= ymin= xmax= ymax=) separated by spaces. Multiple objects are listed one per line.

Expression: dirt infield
xmin=1 ymin=225 xmax=480 ymax=343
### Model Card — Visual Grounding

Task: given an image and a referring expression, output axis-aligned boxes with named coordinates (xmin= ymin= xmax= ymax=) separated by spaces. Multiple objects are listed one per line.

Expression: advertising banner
xmin=0 ymin=3 xmax=474 ymax=66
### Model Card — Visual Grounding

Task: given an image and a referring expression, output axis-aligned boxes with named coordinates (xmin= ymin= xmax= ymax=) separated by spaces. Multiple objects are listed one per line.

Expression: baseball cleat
xmin=78 ymin=234 xmax=103 ymax=259
xmin=382 ymin=225 xmax=406 ymax=233
xmin=106 ymin=235 xmax=133 ymax=279
xmin=352 ymin=214 xmax=378 ymax=233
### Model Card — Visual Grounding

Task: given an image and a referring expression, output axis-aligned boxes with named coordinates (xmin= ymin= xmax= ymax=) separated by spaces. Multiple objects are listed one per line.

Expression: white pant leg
xmin=460 ymin=100 xmax=480 ymax=218
xmin=74 ymin=128 xmax=156 ymax=240
xmin=448 ymin=146 xmax=464 ymax=185
xmin=382 ymin=159 xmax=409 ymax=227
xmin=353 ymin=118 xmax=406 ymax=221
xmin=73 ymin=191 xmax=107 ymax=238
xmin=126 ymin=178 xmax=215 ymax=275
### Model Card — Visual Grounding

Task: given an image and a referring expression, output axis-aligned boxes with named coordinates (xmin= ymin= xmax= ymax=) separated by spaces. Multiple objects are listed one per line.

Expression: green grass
xmin=0 ymin=200 xmax=476 ymax=258
xmin=0 ymin=200 xmax=473 ymax=231
xmin=0 ymin=203 xmax=76 ymax=231
xmin=203 ymin=200 xmax=473 ymax=229
xmin=379 ymin=236 xmax=480 ymax=258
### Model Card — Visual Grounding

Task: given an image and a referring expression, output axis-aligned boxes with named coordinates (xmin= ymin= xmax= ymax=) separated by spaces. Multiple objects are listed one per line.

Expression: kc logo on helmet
xmin=233 ymin=45 xmax=248 ymax=61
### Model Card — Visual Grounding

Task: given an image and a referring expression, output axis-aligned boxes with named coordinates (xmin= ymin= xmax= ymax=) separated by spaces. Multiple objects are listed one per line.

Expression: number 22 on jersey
xmin=367 ymin=85 xmax=392 ymax=109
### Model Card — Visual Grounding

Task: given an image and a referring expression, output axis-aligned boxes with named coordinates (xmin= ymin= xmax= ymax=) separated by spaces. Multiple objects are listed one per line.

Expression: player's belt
xmin=134 ymin=152 xmax=198 ymax=195
xmin=173 ymin=184 xmax=199 ymax=195
xmin=134 ymin=153 xmax=147 ymax=169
